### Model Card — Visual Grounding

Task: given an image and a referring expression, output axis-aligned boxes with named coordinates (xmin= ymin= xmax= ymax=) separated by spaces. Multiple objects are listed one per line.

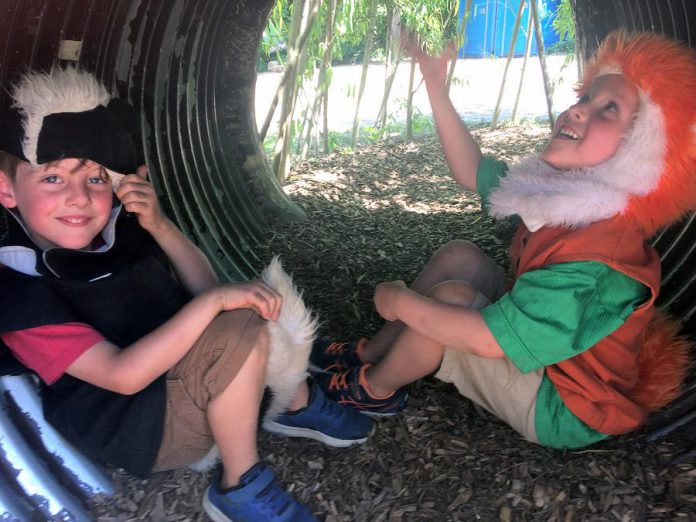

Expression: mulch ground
xmin=92 ymin=123 xmax=696 ymax=521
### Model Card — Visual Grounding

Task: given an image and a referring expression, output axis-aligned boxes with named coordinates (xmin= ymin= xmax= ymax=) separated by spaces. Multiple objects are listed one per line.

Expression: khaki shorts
xmin=151 ymin=309 xmax=266 ymax=472
xmin=434 ymin=250 xmax=543 ymax=443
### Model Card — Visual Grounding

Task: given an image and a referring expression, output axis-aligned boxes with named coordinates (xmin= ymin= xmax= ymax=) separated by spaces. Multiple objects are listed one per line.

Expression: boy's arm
xmin=116 ymin=166 xmax=218 ymax=295
xmin=374 ymin=281 xmax=504 ymax=358
xmin=65 ymin=280 xmax=281 ymax=394
xmin=417 ymin=49 xmax=482 ymax=192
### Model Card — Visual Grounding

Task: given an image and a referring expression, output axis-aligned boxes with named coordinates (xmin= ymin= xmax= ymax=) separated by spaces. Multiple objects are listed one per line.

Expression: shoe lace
xmin=325 ymin=341 xmax=349 ymax=355
xmin=327 ymin=370 xmax=349 ymax=392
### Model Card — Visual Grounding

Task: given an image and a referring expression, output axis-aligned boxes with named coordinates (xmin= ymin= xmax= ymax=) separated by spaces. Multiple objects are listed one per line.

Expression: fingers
xmin=115 ymin=173 xmax=157 ymax=213
xmin=135 ymin=165 xmax=149 ymax=180
xmin=223 ymin=281 xmax=283 ymax=321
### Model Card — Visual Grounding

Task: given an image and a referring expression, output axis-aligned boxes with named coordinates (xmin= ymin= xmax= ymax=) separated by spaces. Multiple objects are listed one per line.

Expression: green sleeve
xmin=476 ymin=156 xmax=508 ymax=206
xmin=481 ymin=261 xmax=649 ymax=373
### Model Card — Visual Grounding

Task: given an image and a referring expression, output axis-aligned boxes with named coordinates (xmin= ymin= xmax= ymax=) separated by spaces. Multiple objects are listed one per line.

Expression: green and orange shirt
xmin=475 ymin=156 xmax=657 ymax=448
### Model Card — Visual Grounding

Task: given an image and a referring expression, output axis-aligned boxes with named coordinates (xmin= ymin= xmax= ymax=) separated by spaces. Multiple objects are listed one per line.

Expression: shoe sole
xmin=202 ymin=487 xmax=233 ymax=522
xmin=262 ymin=419 xmax=369 ymax=448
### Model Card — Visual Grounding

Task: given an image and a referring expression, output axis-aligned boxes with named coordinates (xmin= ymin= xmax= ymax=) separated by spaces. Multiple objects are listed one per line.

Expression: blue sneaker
xmin=263 ymin=381 xmax=374 ymax=447
xmin=202 ymin=463 xmax=317 ymax=522
xmin=308 ymin=338 xmax=365 ymax=373
xmin=313 ymin=364 xmax=408 ymax=418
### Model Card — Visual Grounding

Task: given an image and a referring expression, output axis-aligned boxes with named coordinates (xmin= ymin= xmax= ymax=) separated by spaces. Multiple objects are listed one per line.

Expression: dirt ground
xmin=92 ymin=123 xmax=696 ymax=521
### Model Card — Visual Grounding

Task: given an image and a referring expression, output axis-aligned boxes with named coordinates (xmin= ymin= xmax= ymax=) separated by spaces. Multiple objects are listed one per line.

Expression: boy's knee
xmin=431 ymin=240 xmax=483 ymax=270
xmin=427 ymin=280 xmax=478 ymax=307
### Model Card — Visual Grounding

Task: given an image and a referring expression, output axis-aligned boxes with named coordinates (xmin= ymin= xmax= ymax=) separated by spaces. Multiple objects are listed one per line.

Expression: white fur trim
xmin=489 ymin=91 xmax=666 ymax=230
xmin=11 ymin=67 xmax=111 ymax=166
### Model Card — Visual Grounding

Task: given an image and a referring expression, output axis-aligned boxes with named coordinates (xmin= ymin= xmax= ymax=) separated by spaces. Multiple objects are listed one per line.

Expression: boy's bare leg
xmin=207 ymin=326 xmax=269 ymax=489
xmin=364 ymin=241 xmax=491 ymax=362
xmin=365 ymin=281 xmax=479 ymax=396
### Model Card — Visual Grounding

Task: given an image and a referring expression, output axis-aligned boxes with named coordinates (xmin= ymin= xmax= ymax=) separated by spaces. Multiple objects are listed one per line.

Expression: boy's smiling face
xmin=0 ymin=158 xmax=114 ymax=250
xmin=541 ymin=74 xmax=640 ymax=171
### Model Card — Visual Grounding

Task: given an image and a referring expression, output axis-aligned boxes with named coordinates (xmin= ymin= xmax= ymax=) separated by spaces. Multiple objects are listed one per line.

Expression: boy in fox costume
xmin=310 ymin=32 xmax=694 ymax=448
xmin=0 ymin=67 xmax=372 ymax=521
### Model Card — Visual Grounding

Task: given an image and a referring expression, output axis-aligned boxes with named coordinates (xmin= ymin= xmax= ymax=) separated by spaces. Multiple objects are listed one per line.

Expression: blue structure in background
xmin=459 ymin=0 xmax=561 ymax=58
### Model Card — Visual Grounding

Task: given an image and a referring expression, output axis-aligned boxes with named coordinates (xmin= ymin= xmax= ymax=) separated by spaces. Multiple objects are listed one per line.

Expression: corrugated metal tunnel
xmin=0 ymin=0 xmax=695 ymax=519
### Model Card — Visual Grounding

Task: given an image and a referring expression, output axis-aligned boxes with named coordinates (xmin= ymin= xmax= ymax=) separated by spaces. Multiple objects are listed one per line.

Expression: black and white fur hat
xmin=0 ymin=66 xmax=138 ymax=180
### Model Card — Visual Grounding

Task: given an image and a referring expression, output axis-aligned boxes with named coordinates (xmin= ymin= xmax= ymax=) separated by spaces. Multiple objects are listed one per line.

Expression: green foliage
xmin=395 ymin=0 xmax=462 ymax=56
xmin=546 ymin=39 xmax=575 ymax=55
xmin=551 ymin=0 xmax=575 ymax=42
xmin=259 ymin=2 xmax=290 ymax=65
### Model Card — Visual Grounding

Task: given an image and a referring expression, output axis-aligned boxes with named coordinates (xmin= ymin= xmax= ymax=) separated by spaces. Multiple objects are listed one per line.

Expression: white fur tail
xmin=261 ymin=256 xmax=317 ymax=421
xmin=188 ymin=257 xmax=317 ymax=472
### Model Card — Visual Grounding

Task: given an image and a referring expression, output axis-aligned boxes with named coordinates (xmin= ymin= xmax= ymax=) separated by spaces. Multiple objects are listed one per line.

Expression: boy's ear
xmin=0 ymin=171 xmax=18 ymax=209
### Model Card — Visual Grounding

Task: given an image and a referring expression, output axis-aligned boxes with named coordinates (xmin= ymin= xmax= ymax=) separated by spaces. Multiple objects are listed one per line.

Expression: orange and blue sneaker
xmin=312 ymin=364 xmax=407 ymax=418
xmin=308 ymin=338 xmax=366 ymax=373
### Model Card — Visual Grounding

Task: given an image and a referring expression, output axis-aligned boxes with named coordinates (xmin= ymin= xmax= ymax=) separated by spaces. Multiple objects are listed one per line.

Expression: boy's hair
xmin=579 ymin=31 xmax=696 ymax=234
xmin=0 ymin=66 xmax=139 ymax=176
xmin=0 ymin=151 xmax=21 ymax=181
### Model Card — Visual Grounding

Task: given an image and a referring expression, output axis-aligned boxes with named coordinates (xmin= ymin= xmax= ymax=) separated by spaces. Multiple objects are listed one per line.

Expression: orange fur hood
xmin=579 ymin=32 xmax=696 ymax=235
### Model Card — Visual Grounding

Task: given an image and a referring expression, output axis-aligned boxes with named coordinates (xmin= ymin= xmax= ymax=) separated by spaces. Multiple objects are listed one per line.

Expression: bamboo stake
xmin=350 ymin=0 xmax=379 ymax=147
xmin=445 ymin=0 xmax=472 ymax=93
xmin=273 ymin=0 xmax=321 ymax=182
xmin=376 ymin=8 xmax=401 ymax=129
xmin=406 ymin=58 xmax=416 ymax=139
xmin=490 ymin=0 xmax=526 ymax=129
xmin=511 ymin=1 xmax=533 ymax=124
xmin=259 ymin=0 xmax=319 ymax=142
xmin=530 ymin=0 xmax=555 ymax=129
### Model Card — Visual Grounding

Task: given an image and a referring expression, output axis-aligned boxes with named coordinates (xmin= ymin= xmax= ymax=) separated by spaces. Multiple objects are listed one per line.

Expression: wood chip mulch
xmin=92 ymin=123 xmax=696 ymax=521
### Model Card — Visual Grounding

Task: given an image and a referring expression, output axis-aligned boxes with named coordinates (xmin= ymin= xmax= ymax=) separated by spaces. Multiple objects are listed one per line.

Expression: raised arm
xmin=116 ymin=166 xmax=218 ymax=294
xmin=416 ymin=48 xmax=482 ymax=192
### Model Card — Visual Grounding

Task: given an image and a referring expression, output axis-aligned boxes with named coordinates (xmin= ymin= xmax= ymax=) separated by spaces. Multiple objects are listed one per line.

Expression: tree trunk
xmin=531 ymin=0 xmax=555 ymax=129
xmin=406 ymin=58 xmax=416 ymax=139
xmin=490 ymin=0 xmax=525 ymax=129
xmin=445 ymin=0 xmax=472 ymax=93
xmin=350 ymin=0 xmax=378 ymax=147
xmin=300 ymin=0 xmax=338 ymax=158
xmin=512 ymin=1 xmax=533 ymax=124
xmin=259 ymin=0 xmax=319 ymax=142
xmin=272 ymin=0 xmax=320 ymax=182
xmin=376 ymin=7 xmax=401 ymax=129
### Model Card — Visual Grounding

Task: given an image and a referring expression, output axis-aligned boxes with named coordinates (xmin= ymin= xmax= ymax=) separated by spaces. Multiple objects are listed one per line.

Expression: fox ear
xmin=0 ymin=171 xmax=18 ymax=209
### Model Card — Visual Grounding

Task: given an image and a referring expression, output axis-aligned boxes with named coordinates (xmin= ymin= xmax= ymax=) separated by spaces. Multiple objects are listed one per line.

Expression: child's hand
xmin=414 ymin=45 xmax=454 ymax=97
xmin=215 ymin=281 xmax=282 ymax=321
xmin=115 ymin=166 xmax=166 ymax=232
xmin=374 ymin=280 xmax=407 ymax=321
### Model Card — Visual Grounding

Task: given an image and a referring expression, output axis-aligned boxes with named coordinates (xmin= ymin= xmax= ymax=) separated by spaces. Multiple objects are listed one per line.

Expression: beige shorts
xmin=151 ymin=309 xmax=266 ymax=472
xmin=434 ymin=249 xmax=543 ymax=443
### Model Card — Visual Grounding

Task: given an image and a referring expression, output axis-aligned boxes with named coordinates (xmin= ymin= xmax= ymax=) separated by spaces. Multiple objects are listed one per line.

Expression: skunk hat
xmin=0 ymin=66 xmax=138 ymax=180
xmin=578 ymin=31 xmax=696 ymax=235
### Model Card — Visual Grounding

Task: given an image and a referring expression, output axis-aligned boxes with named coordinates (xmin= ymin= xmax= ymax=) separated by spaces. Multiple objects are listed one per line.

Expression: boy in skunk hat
xmin=310 ymin=31 xmax=695 ymax=448
xmin=0 ymin=66 xmax=373 ymax=521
